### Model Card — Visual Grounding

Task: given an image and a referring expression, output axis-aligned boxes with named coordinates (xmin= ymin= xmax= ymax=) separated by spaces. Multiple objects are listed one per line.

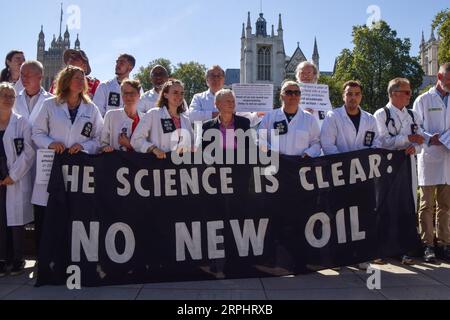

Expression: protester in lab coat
xmin=138 ymin=65 xmax=169 ymax=114
xmin=93 ymin=53 xmax=136 ymax=116
xmin=0 ymin=50 xmax=25 ymax=94
xmin=321 ymin=80 xmax=380 ymax=155
xmin=0 ymin=82 xmax=35 ymax=277
xmin=413 ymin=62 xmax=450 ymax=263
xmin=13 ymin=61 xmax=52 ymax=125
xmin=374 ymin=77 xmax=425 ymax=266
xmin=131 ymin=79 xmax=193 ymax=159
xmin=188 ymin=65 xmax=262 ymax=127
xmin=258 ymin=80 xmax=321 ymax=158
xmin=101 ymin=79 xmax=144 ymax=152
xmin=31 ymin=66 xmax=103 ymax=254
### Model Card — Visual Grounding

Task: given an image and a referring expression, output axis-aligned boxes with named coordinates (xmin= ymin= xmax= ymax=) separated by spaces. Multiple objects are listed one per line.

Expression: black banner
xmin=36 ymin=149 xmax=420 ymax=287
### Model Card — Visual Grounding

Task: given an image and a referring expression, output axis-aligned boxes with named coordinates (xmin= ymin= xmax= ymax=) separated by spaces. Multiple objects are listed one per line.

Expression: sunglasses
xmin=394 ymin=90 xmax=412 ymax=96
xmin=284 ymin=90 xmax=301 ymax=97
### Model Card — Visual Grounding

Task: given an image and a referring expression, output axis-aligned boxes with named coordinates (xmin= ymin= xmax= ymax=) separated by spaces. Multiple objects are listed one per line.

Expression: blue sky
xmin=1 ymin=0 xmax=448 ymax=82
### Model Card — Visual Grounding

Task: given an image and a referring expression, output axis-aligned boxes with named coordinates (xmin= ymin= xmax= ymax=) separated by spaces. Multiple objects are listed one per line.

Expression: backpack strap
xmin=383 ymin=107 xmax=395 ymax=137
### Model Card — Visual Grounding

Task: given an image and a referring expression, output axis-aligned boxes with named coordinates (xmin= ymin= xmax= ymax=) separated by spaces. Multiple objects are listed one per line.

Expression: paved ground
xmin=1 ymin=258 xmax=450 ymax=300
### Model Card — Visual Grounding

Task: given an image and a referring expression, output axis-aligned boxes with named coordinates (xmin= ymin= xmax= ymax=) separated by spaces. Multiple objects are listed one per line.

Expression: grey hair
xmin=439 ymin=62 xmax=450 ymax=75
xmin=0 ymin=82 xmax=16 ymax=95
xmin=388 ymin=78 xmax=410 ymax=97
xmin=295 ymin=61 xmax=320 ymax=83
xmin=21 ymin=60 xmax=44 ymax=75
xmin=215 ymin=88 xmax=235 ymax=103
xmin=280 ymin=80 xmax=300 ymax=94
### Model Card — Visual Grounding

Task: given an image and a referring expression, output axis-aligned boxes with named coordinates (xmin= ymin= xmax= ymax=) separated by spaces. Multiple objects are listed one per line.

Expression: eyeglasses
xmin=0 ymin=93 xmax=15 ymax=100
xmin=394 ymin=90 xmax=412 ymax=96
xmin=284 ymin=90 xmax=301 ymax=97
xmin=152 ymin=72 xmax=168 ymax=78
xmin=208 ymin=74 xmax=224 ymax=79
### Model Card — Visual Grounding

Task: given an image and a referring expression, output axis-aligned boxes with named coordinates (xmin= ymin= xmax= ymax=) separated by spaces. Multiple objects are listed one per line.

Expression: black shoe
xmin=423 ymin=246 xmax=436 ymax=263
xmin=401 ymin=255 xmax=414 ymax=265
xmin=438 ymin=245 xmax=450 ymax=262
xmin=0 ymin=261 xmax=6 ymax=277
xmin=10 ymin=260 xmax=25 ymax=276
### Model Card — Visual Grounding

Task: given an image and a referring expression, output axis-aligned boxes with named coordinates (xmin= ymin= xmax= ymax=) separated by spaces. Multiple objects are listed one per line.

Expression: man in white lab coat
xmin=321 ymin=80 xmax=380 ymax=155
xmin=413 ymin=62 xmax=450 ymax=263
xmin=93 ymin=54 xmax=136 ymax=116
xmin=374 ymin=77 xmax=425 ymax=265
xmin=138 ymin=65 xmax=169 ymax=114
xmin=14 ymin=61 xmax=52 ymax=125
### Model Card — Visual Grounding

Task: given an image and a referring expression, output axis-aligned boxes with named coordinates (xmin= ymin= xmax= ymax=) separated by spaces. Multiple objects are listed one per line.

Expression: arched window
xmin=257 ymin=47 xmax=271 ymax=81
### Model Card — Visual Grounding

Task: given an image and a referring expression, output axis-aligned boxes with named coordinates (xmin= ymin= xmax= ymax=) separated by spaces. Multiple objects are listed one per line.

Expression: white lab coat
xmin=131 ymin=106 xmax=193 ymax=153
xmin=101 ymin=109 xmax=145 ymax=151
xmin=13 ymin=78 xmax=24 ymax=95
xmin=138 ymin=89 xmax=159 ymax=114
xmin=2 ymin=113 xmax=35 ymax=226
xmin=413 ymin=87 xmax=450 ymax=186
xmin=14 ymin=88 xmax=53 ymax=125
xmin=374 ymin=103 xmax=423 ymax=153
xmin=93 ymin=78 xmax=123 ymax=116
xmin=31 ymin=97 xmax=104 ymax=205
xmin=321 ymin=106 xmax=380 ymax=155
xmin=258 ymin=107 xmax=321 ymax=157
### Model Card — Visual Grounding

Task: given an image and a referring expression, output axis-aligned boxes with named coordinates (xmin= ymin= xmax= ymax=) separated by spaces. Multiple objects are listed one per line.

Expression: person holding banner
xmin=413 ymin=62 xmax=450 ymax=263
xmin=131 ymin=79 xmax=193 ymax=159
xmin=101 ymin=79 xmax=143 ymax=152
xmin=31 ymin=66 xmax=103 ymax=254
xmin=258 ymin=81 xmax=321 ymax=158
xmin=374 ymin=77 xmax=425 ymax=265
xmin=321 ymin=80 xmax=380 ymax=155
xmin=202 ymin=89 xmax=251 ymax=151
xmin=0 ymin=82 xmax=35 ymax=277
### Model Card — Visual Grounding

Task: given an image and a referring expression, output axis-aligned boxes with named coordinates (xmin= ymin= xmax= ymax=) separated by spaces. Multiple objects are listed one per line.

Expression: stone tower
xmin=420 ymin=29 xmax=440 ymax=76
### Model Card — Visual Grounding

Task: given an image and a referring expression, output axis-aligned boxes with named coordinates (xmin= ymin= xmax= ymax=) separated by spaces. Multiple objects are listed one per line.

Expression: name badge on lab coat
xmin=161 ymin=118 xmax=176 ymax=134
xmin=318 ymin=111 xmax=326 ymax=120
xmin=108 ymin=92 xmax=121 ymax=107
xmin=364 ymin=131 xmax=375 ymax=147
xmin=81 ymin=122 xmax=93 ymax=138
xmin=14 ymin=138 xmax=24 ymax=156
xmin=273 ymin=120 xmax=288 ymax=135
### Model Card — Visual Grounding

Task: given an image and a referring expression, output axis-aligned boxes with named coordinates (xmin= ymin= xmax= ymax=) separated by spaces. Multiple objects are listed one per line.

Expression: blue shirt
xmin=436 ymin=88 xmax=449 ymax=108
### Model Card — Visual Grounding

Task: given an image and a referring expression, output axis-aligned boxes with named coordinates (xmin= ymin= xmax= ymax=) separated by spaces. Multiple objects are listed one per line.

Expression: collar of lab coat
xmin=337 ymin=105 xmax=371 ymax=130
xmin=429 ymin=86 xmax=449 ymax=107
xmin=61 ymin=101 xmax=94 ymax=124
xmin=279 ymin=106 xmax=302 ymax=124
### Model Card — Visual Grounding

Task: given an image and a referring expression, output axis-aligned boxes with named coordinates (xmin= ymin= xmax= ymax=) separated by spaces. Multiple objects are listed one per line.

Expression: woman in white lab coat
xmin=101 ymin=79 xmax=144 ymax=152
xmin=131 ymin=79 xmax=193 ymax=159
xmin=0 ymin=82 xmax=35 ymax=276
xmin=31 ymin=66 xmax=103 ymax=255
xmin=258 ymin=81 xmax=321 ymax=158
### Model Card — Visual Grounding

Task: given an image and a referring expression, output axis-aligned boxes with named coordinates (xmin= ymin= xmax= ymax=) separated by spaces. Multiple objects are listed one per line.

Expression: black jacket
xmin=201 ymin=115 xmax=251 ymax=151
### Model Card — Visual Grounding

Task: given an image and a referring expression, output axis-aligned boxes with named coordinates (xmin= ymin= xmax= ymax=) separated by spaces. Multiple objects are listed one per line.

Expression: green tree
xmin=432 ymin=9 xmax=450 ymax=64
xmin=172 ymin=62 xmax=208 ymax=105
xmin=318 ymin=75 xmax=343 ymax=108
xmin=134 ymin=58 xmax=173 ymax=92
xmin=333 ymin=21 xmax=423 ymax=113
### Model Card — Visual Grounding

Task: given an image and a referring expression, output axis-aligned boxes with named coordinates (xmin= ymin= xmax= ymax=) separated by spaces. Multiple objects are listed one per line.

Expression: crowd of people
xmin=0 ymin=48 xmax=449 ymax=277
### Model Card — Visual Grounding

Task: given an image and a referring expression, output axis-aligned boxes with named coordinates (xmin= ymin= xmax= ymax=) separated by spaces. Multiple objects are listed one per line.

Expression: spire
xmin=75 ymin=33 xmax=80 ymax=50
xmin=278 ymin=14 xmax=283 ymax=31
xmin=297 ymin=42 xmax=300 ymax=49
xmin=64 ymin=25 xmax=70 ymax=39
xmin=59 ymin=3 xmax=64 ymax=39
xmin=271 ymin=25 xmax=274 ymax=37
xmin=421 ymin=31 xmax=425 ymax=44
xmin=241 ymin=23 xmax=245 ymax=39
xmin=39 ymin=25 xmax=45 ymax=39
xmin=246 ymin=12 xmax=251 ymax=29
xmin=430 ymin=28 xmax=436 ymax=41
xmin=312 ymin=37 xmax=320 ymax=71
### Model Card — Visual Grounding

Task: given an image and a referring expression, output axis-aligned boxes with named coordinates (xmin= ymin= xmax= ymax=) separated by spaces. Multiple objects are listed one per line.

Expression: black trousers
xmin=33 ymin=205 xmax=46 ymax=259
xmin=0 ymin=185 xmax=24 ymax=263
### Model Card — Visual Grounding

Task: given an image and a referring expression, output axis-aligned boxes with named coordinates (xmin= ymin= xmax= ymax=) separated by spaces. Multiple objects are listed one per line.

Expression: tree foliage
xmin=172 ymin=62 xmax=208 ymax=105
xmin=332 ymin=21 xmax=423 ymax=113
xmin=432 ymin=8 xmax=450 ymax=64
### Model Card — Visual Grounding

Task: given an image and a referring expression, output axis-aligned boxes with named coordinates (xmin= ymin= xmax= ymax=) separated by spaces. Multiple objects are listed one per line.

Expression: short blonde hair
xmin=55 ymin=66 xmax=91 ymax=105
xmin=388 ymin=78 xmax=410 ymax=97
